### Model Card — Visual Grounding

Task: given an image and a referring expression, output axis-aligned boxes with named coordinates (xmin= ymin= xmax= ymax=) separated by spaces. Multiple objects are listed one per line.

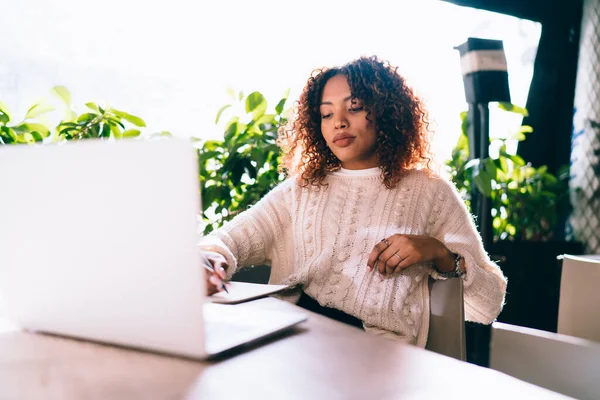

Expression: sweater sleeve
xmin=427 ymin=177 xmax=507 ymax=324
xmin=197 ymin=178 xmax=294 ymax=280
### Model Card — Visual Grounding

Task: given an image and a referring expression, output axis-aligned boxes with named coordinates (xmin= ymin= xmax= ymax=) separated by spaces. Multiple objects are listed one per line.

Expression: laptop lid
xmin=0 ymin=138 xmax=208 ymax=358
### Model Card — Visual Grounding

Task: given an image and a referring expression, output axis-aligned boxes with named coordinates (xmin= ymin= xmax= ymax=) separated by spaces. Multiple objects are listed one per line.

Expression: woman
xmin=200 ymin=56 xmax=506 ymax=346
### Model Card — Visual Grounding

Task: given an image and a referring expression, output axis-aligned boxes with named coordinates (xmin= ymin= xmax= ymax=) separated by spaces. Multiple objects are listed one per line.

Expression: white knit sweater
xmin=198 ymin=167 xmax=507 ymax=347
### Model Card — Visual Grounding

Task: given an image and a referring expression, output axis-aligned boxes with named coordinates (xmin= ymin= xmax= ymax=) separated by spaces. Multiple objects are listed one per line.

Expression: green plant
xmin=198 ymin=89 xmax=290 ymax=234
xmin=446 ymin=104 xmax=570 ymax=241
xmin=0 ymin=86 xmax=154 ymax=146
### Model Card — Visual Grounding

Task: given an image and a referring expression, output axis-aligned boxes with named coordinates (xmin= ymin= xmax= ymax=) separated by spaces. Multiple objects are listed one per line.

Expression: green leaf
xmin=25 ymin=102 xmax=55 ymax=119
xmin=256 ymin=114 xmax=276 ymax=125
xmin=24 ymin=123 xmax=51 ymax=138
xmin=215 ymin=104 xmax=232 ymax=124
xmin=498 ymin=154 xmax=509 ymax=173
xmin=0 ymin=112 xmax=10 ymax=125
xmin=11 ymin=124 xmax=29 ymax=135
xmin=540 ymin=190 xmax=557 ymax=198
xmin=275 ymin=95 xmax=288 ymax=115
xmin=0 ymin=101 xmax=12 ymax=124
xmin=507 ymin=154 xmax=526 ymax=167
xmin=105 ymin=117 xmax=125 ymax=129
xmin=224 ymin=117 xmax=239 ymax=141
xmin=245 ymin=92 xmax=266 ymax=113
xmin=51 ymin=86 xmax=71 ymax=106
xmin=112 ymin=110 xmax=146 ymax=127
xmin=202 ymin=185 xmax=220 ymax=209
xmin=31 ymin=131 xmax=44 ymax=142
xmin=122 ymin=129 xmax=141 ymax=137
xmin=86 ymin=102 xmax=100 ymax=112
xmin=110 ymin=123 xmax=122 ymax=139
xmin=511 ymin=132 xmax=527 ymax=141
xmin=473 ymin=169 xmax=493 ymax=196
xmin=6 ymin=128 xmax=18 ymax=142
xmin=544 ymin=173 xmax=558 ymax=185
xmin=500 ymin=150 xmax=526 ymax=167
xmin=101 ymin=123 xmax=110 ymax=138
xmin=77 ymin=113 xmax=97 ymax=123
xmin=89 ymin=124 xmax=100 ymax=138
xmin=227 ymin=87 xmax=236 ymax=100
xmin=483 ymin=157 xmax=498 ymax=179
xmin=497 ymin=102 xmax=529 ymax=117
xmin=518 ymin=125 xmax=533 ymax=134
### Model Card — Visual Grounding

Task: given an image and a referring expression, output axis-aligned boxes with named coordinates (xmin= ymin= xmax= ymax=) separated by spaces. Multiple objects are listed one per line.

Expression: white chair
xmin=425 ymin=277 xmax=466 ymax=361
xmin=558 ymin=254 xmax=600 ymax=342
xmin=490 ymin=322 xmax=600 ymax=400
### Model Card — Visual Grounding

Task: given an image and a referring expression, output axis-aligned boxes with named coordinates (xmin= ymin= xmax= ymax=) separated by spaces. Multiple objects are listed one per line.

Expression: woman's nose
xmin=334 ymin=116 xmax=348 ymax=129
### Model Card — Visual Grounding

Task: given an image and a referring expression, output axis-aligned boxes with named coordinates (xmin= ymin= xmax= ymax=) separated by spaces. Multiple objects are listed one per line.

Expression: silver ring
xmin=393 ymin=253 xmax=403 ymax=261
xmin=381 ymin=238 xmax=390 ymax=246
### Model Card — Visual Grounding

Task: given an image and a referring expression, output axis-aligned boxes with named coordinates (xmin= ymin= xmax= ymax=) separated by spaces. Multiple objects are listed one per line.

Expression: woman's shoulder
xmin=401 ymin=169 xmax=460 ymax=196
xmin=402 ymin=168 xmax=446 ymax=185
xmin=266 ymin=176 xmax=298 ymax=197
xmin=267 ymin=175 xmax=313 ymax=199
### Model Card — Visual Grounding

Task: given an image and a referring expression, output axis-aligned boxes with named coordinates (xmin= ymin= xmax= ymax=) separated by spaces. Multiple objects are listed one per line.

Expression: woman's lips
xmin=333 ymin=135 xmax=356 ymax=148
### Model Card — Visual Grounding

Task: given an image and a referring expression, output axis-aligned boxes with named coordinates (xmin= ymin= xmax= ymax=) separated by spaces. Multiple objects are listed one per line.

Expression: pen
xmin=200 ymin=252 xmax=229 ymax=293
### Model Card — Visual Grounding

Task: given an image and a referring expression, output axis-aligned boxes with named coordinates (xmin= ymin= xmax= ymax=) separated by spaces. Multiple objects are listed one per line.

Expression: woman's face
xmin=319 ymin=74 xmax=379 ymax=170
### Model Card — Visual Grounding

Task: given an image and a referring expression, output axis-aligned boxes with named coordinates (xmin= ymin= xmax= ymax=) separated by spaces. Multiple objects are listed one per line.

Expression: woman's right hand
xmin=201 ymin=250 xmax=229 ymax=296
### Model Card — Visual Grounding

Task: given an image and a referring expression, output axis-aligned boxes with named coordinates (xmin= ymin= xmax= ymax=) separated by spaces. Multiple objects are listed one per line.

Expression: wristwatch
xmin=436 ymin=253 xmax=465 ymax=279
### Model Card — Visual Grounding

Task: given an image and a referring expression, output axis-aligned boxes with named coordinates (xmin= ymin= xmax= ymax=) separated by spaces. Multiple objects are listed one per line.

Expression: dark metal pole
xmin=467 ymin=102 xmax=481 ymax=218
xmin=478 ymin=103 xmax=492 ymax=248
xmin=467 ymin=102 xmax=492 ymax=248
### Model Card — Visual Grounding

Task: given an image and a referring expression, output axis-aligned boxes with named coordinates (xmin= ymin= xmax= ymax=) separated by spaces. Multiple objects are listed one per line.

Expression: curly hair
xmin=278 ymin=55 xmax=433 ymax=189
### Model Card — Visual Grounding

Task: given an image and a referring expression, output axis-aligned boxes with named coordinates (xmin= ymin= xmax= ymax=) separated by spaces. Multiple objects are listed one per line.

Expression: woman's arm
xmin=427 ymin=178 xmax=507 ymax=324
xmin=198 ymin=178 xmax=294 ymax=280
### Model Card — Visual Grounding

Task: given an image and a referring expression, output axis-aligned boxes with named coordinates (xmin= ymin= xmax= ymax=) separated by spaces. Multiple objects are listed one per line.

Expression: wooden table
xmin=0 ymin=298 xmax=570 ymax=400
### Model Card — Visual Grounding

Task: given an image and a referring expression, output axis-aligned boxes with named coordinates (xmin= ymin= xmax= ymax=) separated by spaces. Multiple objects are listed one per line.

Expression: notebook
xmin=210 ymin=282 xmax=290 ymax=304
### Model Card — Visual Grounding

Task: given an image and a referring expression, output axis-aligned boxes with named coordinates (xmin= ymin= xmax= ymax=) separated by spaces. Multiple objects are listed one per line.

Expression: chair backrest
xmin=557 ymin=254 xmax=600 ymax=341
xmin=490 ymin=322 xmax=600 ymax=400
xmin=425 ymin=277 xmax=466 ymax=361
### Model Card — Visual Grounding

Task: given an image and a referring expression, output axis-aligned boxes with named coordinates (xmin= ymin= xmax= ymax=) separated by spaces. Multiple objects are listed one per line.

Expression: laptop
xmin=0 ymin=138 xmax=306 ymax=359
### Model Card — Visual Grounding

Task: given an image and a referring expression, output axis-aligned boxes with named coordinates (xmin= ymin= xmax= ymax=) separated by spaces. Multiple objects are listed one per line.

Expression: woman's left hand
xmin=366 ymin=234 xmax=452 ymax=275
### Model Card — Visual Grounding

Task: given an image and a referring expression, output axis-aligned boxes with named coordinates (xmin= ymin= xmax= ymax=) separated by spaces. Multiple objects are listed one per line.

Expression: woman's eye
xmin=349 ymin=107 xmax=364 ymax=112
xmin=321 ymin=113 xmax=332 ymax=119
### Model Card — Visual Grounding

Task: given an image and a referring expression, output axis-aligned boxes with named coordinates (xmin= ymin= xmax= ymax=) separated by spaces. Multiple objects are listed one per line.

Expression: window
xmin=0 ymin=0 xmax=540 ymax=163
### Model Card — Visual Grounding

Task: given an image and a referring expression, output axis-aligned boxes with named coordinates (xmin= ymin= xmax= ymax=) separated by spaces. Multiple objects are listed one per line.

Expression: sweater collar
xmin=331 ymin=166 xmax=381 ymax=177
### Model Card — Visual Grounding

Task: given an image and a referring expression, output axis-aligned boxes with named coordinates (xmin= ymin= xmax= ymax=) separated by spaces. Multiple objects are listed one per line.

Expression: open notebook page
xmin=209 ymin=282 xmax=290 ymax=305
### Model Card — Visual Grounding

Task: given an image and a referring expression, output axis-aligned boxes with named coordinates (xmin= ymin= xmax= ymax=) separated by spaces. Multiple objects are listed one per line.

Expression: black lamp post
xmin=455 ymin=37 xmax=511 ymax=367
xmin=455 ymin=37 xmax=511 ymax=248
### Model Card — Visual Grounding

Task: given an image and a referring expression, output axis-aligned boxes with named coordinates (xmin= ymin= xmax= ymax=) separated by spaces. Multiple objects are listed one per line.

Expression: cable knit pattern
xmin=198 ymin=168 xmax=507 ymax=347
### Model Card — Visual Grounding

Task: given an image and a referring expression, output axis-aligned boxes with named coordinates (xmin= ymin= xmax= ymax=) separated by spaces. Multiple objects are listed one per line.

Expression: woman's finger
xmin=206 ymin=276 xmax=219 ymax=296
xmin=386 ymin=252 xmax=403 ymax=274
xmin=378 ymin=246 xmax=402 ymax=274
xmin=368 ymin=239 xmax=391 ymax=270
xmin=391 ymin=254 xmax=413 ymax=274
xmin=214 ymin=265 xmax=226 ymax=279
xmin=208 ymin=274 xmax=225 ymax=293
xmin=206 ymin=254 xmax=228 ymax=278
